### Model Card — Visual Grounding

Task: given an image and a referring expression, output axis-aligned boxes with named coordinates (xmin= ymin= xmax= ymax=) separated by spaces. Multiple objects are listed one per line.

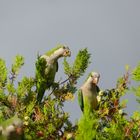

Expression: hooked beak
xmin=63 ymin=50 xmax=71 ymax=57
xmin=92 ymin=77 xmax=99 ymax=85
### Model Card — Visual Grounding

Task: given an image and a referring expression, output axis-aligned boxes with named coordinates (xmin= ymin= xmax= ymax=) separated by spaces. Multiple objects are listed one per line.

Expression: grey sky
xmin=0 ymin=0 xmax=140 ymax=122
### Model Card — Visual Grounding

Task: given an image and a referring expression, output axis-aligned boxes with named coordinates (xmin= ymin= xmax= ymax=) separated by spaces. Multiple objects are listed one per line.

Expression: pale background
xmin=0 ymin=0 xmax=140 ymax=122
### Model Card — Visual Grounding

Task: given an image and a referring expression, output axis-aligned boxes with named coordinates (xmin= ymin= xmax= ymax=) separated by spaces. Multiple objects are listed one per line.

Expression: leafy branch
xmin=63 ymin=48 xmax=91 ymax=84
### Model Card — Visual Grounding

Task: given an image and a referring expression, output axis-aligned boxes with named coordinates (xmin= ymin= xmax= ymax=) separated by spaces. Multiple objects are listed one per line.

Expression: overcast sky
xmin=0 ymin=0 xmax=140 ymax=122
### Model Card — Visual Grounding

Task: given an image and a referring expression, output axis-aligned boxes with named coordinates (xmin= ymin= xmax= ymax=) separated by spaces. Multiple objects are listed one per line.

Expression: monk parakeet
xmin=36 ymin=45 xmax=71 ymax=103
xmin=78 ymin=72 xmax=100 ymax=112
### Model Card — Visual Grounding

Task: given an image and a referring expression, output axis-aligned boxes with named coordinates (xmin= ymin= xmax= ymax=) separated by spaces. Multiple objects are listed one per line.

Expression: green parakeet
xmin=78 ymin=72 xmax=100 ymax=112
xmin=36 ymin=45 xmax=71 ymax=103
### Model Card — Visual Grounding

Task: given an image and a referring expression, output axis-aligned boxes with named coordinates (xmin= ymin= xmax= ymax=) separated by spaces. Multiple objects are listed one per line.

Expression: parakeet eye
xmin=90 ymin=75 xmax=93 ymax=78
xmin=94 ymin=75 xmax=100 ymax=79
xmin=65 ymin=50 xmax=69 ymax=54
xmin=63 ymin=48 xmax=71 ymax=57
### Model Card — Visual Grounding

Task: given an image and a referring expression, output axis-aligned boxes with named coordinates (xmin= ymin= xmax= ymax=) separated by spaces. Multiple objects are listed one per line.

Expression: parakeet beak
xmin=63 ymin=50 xmax=71 ymax=57
xmin=93 ymin=77 xmax=99 ymax=85
xmin=92 ymin=75 xmax=100 ymax=85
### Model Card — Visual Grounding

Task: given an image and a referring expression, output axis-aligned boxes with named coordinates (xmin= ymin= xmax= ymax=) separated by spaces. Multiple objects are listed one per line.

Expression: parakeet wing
xmin=56 ymin=61 xmax=58 ymax=72
xmin=78 ymin=89 xmax=84 ymax=112
xmin=96 ymin=85 xmax=100 ymax=94
xmin=35 ymin=56 xmax=47 ymax=78
xmin=36 ymin=56 xmax=48 ymax=103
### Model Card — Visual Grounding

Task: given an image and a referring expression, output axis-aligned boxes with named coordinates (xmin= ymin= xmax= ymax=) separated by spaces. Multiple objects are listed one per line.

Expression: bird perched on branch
xmin=78 ymin=72 xmax=100 ymax=112
xmin=36 ymin=45 xmax=71 ymax=103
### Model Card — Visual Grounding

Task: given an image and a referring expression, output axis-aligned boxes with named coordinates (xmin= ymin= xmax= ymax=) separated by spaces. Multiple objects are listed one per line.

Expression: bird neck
xmin=50 ymin=48 xmax=64 ymax=61
xmin=83 ymin=77 xmax=94 ymax=89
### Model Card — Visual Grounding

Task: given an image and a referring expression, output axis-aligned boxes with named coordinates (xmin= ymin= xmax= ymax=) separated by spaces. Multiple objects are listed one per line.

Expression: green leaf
xmin=132 ymin=62 xmax=140 ymax=81
xmin=17 ymin=76 xmax=35 ymax=97
xmin=63 ymin=58 xmax=72 ymax=76
xmin=72 ymin=48 xmax=91 ymax=78
xmin=11 ymin=55 xmax=24 ymax=76
xmin=120 ymin=99 xmax=128 ymax=108
xmin=0 ymin=58 xmax=7 ymax=88
xmin=63 ymin=48 xmax=91 ymax=80
xmin=6 ymin=83 xmax=16 ymax=94
xmin=132 ymin=111 xmax=140 ymax=121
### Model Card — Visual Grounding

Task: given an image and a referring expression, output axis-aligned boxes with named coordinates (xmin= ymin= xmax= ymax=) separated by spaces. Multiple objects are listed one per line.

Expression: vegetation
xmin=0 ymin=47 xmax=140 ymax=140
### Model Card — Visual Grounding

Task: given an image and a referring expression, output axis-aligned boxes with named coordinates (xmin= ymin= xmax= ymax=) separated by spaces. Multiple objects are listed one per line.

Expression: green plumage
xmin=78 ymin=89 xmax=84 ymax=112
xmin=78 ymin=72 xmax=100 ymax=112
xmin=45 ymin=45 xmax=63 ymax=56
xmin=36 ymin=56 xmax=58 ymax=103
xmin=78 ymin=86 xmax=100 ymax=112
xmin=35 ymin=46 xmax=71 ymax=103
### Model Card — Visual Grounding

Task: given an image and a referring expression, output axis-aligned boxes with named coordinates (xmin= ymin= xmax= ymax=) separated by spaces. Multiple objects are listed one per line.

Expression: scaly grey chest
xmin=82 ymin=85 xmax=98 ymax=109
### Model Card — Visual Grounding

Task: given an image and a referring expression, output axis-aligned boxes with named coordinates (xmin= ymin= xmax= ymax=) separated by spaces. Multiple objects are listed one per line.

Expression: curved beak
xmin=63 ymin=50 xmax=71 ymax=57
xmin=92 ymin=77 xmax=100 ymax=85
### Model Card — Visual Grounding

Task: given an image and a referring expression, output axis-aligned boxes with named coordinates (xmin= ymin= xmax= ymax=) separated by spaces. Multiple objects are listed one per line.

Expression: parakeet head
xmin=53 ymin=45 xmax=71 ymax=58
xmin=91 ymin=72 xmax=100 ymax=85
xmin=45 ymin=45 xmax=71 ymax=59
xmin=89 ymin=72 xmax=100 ymax=85
xmin=61 ymin=46 xmax=71 ymax=57
xmin=45 ymin=45 xmax=71 ymax=57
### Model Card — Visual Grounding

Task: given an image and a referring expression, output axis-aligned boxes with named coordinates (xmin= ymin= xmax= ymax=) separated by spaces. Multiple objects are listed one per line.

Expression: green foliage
xmin=7 ymin=55 xmax=24 ymax=96
xmin=101 ymin=116 xmax=127 ymax=140
xmin=76 ymin=69 xmax=140 ymax=140
xmin=76 ymin=101 xmax=98 ymax=140
xmin=63 ymin=48 xmax=91 ymax=82
xmin=0 ymin=59 xmax=7 ymax=102
xmin=17 ymin=77 xmax=35 ymax=97
xmin=132 ymin=86 xmax=140 ymax=104
xmin=132 ymin=62 xmax=140 ymax=81
xmin=132 ymin=62 xmax=140 ymax=104
xmin=63 ymin=58 xmax=71 ymax=76
xmin=23 ymin=97 xmax=72 ymax=140
xmin=0 ymin=59 xmax=7 ymax=89
xmin=0 ymin=48 xmax=140 ymax=140
xmin=0 ymin=49 xmax=80 ymax=139
xmin=11 ymin=55 xmax=24 ymax=76
xmin=35 ymin=55 xmax=47 ymax=80
xmin=72 ymin=48 xmax=91 ymax=78
xmin=35 ymin=55 xmax=48 ymax=103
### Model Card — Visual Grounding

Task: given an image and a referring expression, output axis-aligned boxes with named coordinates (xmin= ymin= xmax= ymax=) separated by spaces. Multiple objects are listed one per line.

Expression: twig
xmin=46 ymin=87 xmax=57 ymax=100
xmin=60 ymin=77 xmax=70 ymax=85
